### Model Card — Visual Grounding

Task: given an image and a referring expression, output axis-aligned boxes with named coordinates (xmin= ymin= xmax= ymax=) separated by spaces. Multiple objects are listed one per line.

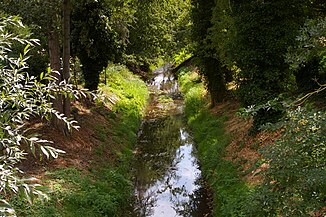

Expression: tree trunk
xmin=203 ymin=58 xmax=227 ymax=107
xmin=48 ymin=30 xmax=63 ymax=129
xmin=63 ymin=0 xmax=71 ymax=118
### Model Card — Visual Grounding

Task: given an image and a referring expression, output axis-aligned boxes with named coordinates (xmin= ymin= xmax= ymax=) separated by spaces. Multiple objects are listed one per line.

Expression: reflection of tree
xmin=134 ymin=188 xmax=157 ymax=217
xmin=175 ymin=178 xmax=211 ymax=217
xmin=133 ymin=115 xmax=185 ymax=216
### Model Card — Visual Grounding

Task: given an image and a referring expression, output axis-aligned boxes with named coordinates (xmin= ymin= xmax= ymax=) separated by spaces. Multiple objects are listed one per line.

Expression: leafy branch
xmin=0 ymin=16 xmax=94 ymax=216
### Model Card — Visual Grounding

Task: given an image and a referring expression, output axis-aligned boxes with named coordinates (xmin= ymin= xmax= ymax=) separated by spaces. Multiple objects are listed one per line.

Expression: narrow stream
xmin=132 ymin=65 xmax=211 ymax=217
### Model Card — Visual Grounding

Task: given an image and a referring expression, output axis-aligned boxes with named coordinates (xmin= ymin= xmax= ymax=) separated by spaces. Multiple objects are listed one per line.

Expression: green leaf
xmin=23 ymin=44 xmax=31 ymax=55
xmin=40 ymin=146 xmax=49 ymax=159
xmin=40 ymin=72 xmax=44 ymax=80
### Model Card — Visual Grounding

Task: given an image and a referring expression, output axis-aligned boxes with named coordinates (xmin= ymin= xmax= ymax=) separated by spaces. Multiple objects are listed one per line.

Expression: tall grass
xmin=100 ymin=64 xmax=149 ymax=142
xmin=178 ymin=68 xmax=250 ymax=216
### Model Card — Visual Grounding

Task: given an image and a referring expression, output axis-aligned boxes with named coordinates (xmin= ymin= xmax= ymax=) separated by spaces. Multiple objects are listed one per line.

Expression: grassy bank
xmin=178 ymin=69 xmax=250 ymax=216
xmin=179 ymin=68 xmax=326 ymax=217
xmin=12 ymin=65 xmax=149 ymax=216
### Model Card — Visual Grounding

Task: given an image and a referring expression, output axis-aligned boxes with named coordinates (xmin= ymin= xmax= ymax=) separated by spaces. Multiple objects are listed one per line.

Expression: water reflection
xmin=133 ymin=66 xmax=211 ymax=217
xmin=134 ymin=116 xmax=211 ymax=216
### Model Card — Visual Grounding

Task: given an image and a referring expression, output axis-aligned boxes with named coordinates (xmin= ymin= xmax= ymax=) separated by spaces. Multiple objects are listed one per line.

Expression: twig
xmin=295 ymin=83 xmax=326 ymax=106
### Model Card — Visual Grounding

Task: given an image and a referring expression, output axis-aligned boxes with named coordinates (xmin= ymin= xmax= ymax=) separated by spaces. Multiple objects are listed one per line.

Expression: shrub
xmin=249 ymin=106 xmax=326 ymax=216
xmin=286 ymin=18 xmax=326 ymax=91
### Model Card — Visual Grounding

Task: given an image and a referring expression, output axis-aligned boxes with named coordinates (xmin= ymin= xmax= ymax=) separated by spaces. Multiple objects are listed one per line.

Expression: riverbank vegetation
xmin=10 ymin=65 xmax=148 ymax=216
xmin=0 ymin=1 xmax=189 ymax=215
xmin=179 ymin=67 xmax=325 ymax=216
xmin=186 ymin=1 xmax=325 ymax=216
xmin=0 ymin=0 xmax=325 ymax=216
xmin=179 ymin=70 xmax=249 ymax=216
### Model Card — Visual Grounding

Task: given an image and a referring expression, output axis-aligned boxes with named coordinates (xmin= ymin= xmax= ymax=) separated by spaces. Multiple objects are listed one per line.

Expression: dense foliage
xmin=126 ymin=0 xmax=192 ymax=67
xmin=71 ymin=0 xmax=126 ymax=90
xmin=190 ymin=0 xmax=325 ymax=128
xmin=286 ymin=18 xmax=326 ymax=90
xmin=191 ymin=0 xmax=227 ymax=106
xmin=249 ymin=107 xmax=326 ymax=216
xmin=188 ymin=0 xmax=326 ymax=211
xmin=232 ymin=0 xmax=304 ymax=105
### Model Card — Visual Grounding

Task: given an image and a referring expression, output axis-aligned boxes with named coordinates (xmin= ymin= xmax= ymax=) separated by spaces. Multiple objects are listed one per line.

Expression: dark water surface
xmin=132 ymin=66 xmax=212 ymax=217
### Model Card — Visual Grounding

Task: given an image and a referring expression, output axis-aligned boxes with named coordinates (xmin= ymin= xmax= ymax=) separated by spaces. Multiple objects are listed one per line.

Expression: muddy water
xmin=132 ymin=66 xmax=211 ymax=217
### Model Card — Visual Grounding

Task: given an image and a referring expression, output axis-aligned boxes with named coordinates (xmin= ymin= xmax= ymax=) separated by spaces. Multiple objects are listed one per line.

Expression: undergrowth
xmin=247 ymin=106 xmax=326 ymax=216
xmin=178 ymin=68 xmax=250 ymax=216
xmin=12 ymin=65 xmax=149 ymax=216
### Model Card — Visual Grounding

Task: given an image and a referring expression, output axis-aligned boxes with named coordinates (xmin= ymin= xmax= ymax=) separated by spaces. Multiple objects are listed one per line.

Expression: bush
xmin=249 ymin=106 xmax=326 ymax=216
xmin=286 ymin=18 xmax=326 ymax=91
xmin=61 ymin=168 xmax=132 ymax=217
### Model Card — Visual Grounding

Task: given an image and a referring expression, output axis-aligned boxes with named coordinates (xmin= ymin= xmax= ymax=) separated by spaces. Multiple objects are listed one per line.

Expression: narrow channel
xmin=132 ymin=65 xmax=212 ymax=217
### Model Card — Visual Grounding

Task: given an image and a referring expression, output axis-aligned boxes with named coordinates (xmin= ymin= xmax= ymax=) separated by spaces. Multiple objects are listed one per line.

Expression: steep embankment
xmin=13 ymin=65 xmax=149 ymax=217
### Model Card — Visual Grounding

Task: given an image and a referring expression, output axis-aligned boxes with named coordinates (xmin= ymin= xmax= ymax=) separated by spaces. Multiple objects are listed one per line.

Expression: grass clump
xmin=13 ymin=167 xmax=133 ymax=217
xmin=178 ymin=69 xmax=250 ymax=216
xmin=101 ymin=64 xmax=148 ymax=116
xmin=100 ymin=64 xmax=149 ymax=141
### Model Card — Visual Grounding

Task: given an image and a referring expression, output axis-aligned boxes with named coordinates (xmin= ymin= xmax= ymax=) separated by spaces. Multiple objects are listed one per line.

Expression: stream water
xmin=132 ymin=66 xmax=212 ymax=217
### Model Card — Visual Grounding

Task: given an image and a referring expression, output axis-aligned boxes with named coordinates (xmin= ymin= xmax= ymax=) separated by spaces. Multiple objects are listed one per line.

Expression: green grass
xmin=13 ymin=166 xmax=133 ymax=217
xmin=11 ymin=64 xmax=149 ymax=216
xmin=178 ymin=69 xmax=251 ymax=216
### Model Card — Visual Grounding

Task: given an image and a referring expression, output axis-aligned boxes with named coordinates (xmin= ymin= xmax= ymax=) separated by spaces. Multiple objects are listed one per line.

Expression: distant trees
xmin=1 ymin=0 xmax=192 ymax=90
xmin=127 ymin=0 xmax=192 ymax=67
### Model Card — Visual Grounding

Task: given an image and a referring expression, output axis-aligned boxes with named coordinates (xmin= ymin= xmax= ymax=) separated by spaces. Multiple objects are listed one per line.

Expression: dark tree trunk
xmin=48 ymin=30 xmax=64 ymax=129
xmin=202 ymin=58 xmax=227 ymax=107
xmin=82 ymin=60 xmax=102 ymax=91
xmin=63 ymin=0 xmax=71 ymax=117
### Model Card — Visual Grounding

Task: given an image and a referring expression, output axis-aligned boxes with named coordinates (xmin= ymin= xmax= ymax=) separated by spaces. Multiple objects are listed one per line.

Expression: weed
xmin=250 ymin=141 xmax=260 ymax=150
xmin=94 ymin=143 xmax=106 ymax=156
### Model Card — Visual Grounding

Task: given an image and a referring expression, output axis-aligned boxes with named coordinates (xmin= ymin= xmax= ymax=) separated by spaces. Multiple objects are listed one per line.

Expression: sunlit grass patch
xmin=100 ymin=64 xmax=149 ymax=116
